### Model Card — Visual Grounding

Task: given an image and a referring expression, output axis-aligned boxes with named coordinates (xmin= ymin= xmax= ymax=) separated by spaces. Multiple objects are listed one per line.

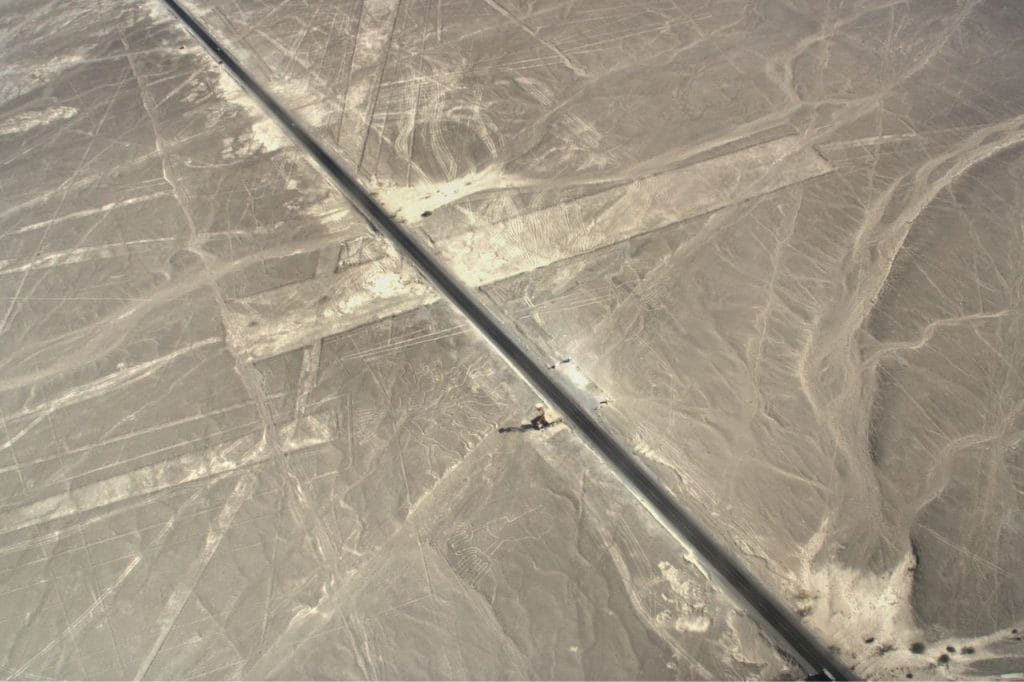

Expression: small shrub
xmin=961 ymin=646 xmax=975 ymax=654
xmin=938 ymin=654 xmax=950 ymax=664
xmin=910 ymin=642 xmax=926 ymax=654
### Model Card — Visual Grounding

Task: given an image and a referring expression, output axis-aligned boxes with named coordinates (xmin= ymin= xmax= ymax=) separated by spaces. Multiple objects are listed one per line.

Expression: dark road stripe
xmin=161 ymin=1 xmax=856 ymax=678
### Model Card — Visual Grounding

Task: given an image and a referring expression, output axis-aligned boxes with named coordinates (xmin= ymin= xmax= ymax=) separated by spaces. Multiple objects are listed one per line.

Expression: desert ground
xmin=2 ymin=0 xmax=1023 ymax=679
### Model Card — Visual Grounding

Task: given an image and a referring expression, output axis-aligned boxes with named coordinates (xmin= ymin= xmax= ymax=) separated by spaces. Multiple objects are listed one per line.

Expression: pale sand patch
xmin=377 ymin=167 xmax=518 ymax=223
xmin=0 ymin=106 xmax=78 ymax=136
xmin=429 ymin=135 xmax=832 ymax=286
xmin=227 ymin=135 xmax=831 ymax=362
xmin=0 ymin=411 xmax=335 ymax=535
